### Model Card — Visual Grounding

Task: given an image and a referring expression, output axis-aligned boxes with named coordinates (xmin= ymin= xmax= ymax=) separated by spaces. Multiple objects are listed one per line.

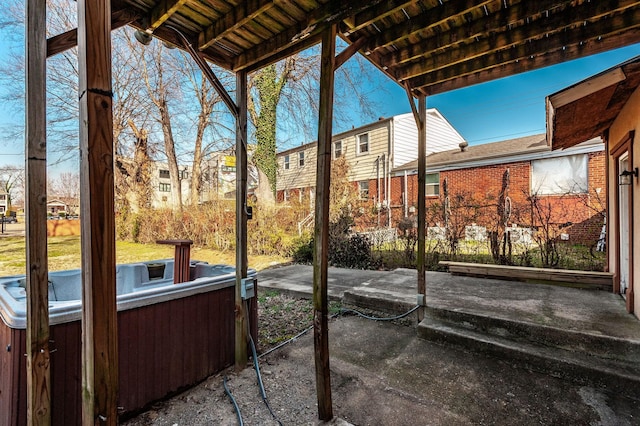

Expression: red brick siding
xmin=388 ymin=151 xmax=606 ymax=244
xmin=276 ymin=151 xmax=606 ymax=244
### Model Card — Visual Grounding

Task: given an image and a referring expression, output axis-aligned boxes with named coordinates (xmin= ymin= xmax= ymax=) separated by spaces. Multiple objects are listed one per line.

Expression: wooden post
xmin=25 ymin=0 xmax=51 ymax=423
xmin=405 ymin=89 xmax=427 ymax=322
xmin=156 ymin=239 xmax=193 ymax=283
xmin=235 ymin=69 xmax=249 ymax=370
xmin=78 ymin=0 xmax=119 ymax=424
xmin=313 ymin=24 xmax=336 ymax=422
xmin=416 ymin=95 xmax=427 ymax=321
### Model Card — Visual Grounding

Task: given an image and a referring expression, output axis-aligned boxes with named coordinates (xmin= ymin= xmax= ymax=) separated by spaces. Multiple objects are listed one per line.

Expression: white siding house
xmin=276 ymin=110 xmax=466 ymax=205
xmin=391 ymin=110 xmax=465 ymax=168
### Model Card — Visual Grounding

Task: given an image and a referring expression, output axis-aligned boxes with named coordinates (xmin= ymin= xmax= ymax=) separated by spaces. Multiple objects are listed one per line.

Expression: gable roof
xmin=394 ymin=134 xmax=603 ymax=173
xmin=547 ymin=55 xmax=640 ymax=150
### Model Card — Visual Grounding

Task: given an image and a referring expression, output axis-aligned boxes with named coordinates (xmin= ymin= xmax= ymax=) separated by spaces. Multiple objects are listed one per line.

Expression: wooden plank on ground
xmin=439 ymin=261 xmax=613 ymax=288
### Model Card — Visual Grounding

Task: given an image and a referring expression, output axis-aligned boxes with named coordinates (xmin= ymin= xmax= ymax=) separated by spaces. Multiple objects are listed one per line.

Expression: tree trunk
xmin=159 ymin=97 xmax=182 ymax=210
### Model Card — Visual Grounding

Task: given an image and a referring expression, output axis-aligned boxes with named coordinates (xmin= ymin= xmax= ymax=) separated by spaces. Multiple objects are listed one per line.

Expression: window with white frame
xmin=531 ymin=154 xmax=588 ymax=195
xmin=333 ymin=140 xmax=342 ymax=158
xmin=284 ymin=155 xmax=290 ymax=170
xmin=358 ymin=180 xmax=369 ymax=199
xmin=357 ymin=133 xmax=369 ymax=155
xmin=299 ymin=151 xmax=305 ymax=167
xmin=159 ymin=169 xmax=170 ymax=179
xmin=159 ymin=183 xmax=171 ymax=192
xmin=426 ymin=172 xmax=439 ymax=196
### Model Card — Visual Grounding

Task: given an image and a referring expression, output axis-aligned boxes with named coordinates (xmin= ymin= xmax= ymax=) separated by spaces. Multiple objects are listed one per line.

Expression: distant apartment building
xmin=0 ymin=188 xmax=8 ymax=215
xmin=151 ymin=162 xmax=192 ymax=208
xmin=275 ymin=111 xmax=466 ymax=215
xmin=149 ymin=151 xmax=259 ymax=209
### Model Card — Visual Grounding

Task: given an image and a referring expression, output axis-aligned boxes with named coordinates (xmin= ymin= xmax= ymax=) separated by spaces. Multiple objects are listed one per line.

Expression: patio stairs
xmin=417 ymin=306 xmax=640 ymax=400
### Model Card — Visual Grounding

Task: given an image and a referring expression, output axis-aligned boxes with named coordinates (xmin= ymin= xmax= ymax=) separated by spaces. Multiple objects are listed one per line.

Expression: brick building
xmin=389 ymin=134 xmax=606 ymax=245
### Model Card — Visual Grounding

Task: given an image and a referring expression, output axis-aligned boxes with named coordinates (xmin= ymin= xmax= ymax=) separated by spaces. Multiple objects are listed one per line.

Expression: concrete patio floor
xmin=126 ymin=265 xmax=640 ymax=424
xmin=259 ymin=264 xmax=640 ymax=340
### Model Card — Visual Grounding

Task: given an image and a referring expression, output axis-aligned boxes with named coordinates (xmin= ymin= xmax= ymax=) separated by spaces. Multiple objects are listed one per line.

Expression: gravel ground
xmin=121 ymin=292 xmax=640 ymax=426
xmin=122 ymin=292 xmax=339 ymax=425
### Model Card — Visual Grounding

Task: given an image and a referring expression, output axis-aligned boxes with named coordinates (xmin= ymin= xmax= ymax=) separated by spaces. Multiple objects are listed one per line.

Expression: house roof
xmin=547 ymin=55 xmax=640 ymax=150
xmin=49 ymin=2 xmax=640 ymax=97
xmin=394 ymin=133 xmax=603 ymax=172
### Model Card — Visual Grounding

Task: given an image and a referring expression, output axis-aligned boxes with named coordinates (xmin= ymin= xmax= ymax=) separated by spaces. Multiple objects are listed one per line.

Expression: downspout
xmin=389 ymin=119 xmax=394 ymax=227
xmin=376 ymin=156 xmax=381 ymax=228
xmin=381 ymin=153 xmax=387 ymax=227
xmin=387 ymin=153 xmax=391 ymax=227
xmin=404 ymin=170 xmax=408 ymax=218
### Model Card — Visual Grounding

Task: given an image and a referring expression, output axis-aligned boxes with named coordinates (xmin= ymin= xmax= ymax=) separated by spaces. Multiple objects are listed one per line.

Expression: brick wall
xmin=388 ymin=151 xmax=606 ymax=245
xmin=276 ymin=151 xmax=606 ymax=245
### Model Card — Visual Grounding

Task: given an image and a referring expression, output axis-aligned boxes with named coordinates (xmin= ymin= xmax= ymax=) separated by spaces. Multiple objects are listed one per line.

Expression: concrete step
xmin=417 ymin=308 xmax=640 ymax=400
xmin=425 ymin=306 xmax=640 ymax=364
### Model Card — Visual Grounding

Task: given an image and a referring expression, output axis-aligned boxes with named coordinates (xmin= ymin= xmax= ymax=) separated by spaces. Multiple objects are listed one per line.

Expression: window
xmin=159 ymin=183 xmax=171 ymax=192
xmin=0 ymin=195 xmax=5 ymax=200
xmin=159 ymin=169 xmax=170 ymax=179
xmin=358 ymin=181 xmax=369 ymax=199
xmin=531 ymin=154 xmax=588 ymax=194
xmin=357 ymin=133 xmax=369 ymax=155
xmin=333 ymin=140 xmax=342 ymax=158
xmin=284 ymin=190 xmax=289 ymax=202
xmin=284 ymin=155 xmax=290 ymax=170
xmin=299 ymin=151 xmax=305 ymax=167
xmin=426 ymin=173 xmax=439 ymax=196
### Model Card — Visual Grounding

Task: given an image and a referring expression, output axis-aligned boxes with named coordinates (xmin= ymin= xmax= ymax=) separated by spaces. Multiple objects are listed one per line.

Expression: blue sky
xmin=358 ymin=42 xmax=640 ymax=146
xmin=2 ymin=33 xmax=640 ymax=170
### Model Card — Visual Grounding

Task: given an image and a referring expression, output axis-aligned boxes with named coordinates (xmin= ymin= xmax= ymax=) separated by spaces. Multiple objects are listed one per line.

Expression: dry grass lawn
xmin=0 ymin=236 xmax=288 ymax=276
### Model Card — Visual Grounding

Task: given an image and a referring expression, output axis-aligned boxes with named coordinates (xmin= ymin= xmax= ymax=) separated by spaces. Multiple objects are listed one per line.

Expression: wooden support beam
xmin=146 ymin=0 xmax=189 ymax=33
xmin=170 ymin=26 xmax=239 ymax=117
xmin=199 ymin=0 xmax=276 ymax=51
xmin=46 ymin=7 xmax=140 ymax=58
xmin=364 ymin=0 xmax=493 ymax=53
xmin=344 ymin=0 xmax=415 ymax=35
xmin=334 ymin=36 xmax=366 ymax=70
xmin=313 ymin=24 xmax=336 ymax=422
xmin=234 ymin=0 xmax=381 ymax=71
xmin=413 ymin=20 xmax=640 ymax=95
xmin=406 ymin=86 xmax=426 ymax=322
xmin=25 ymin=0 xmax=50 ymax=424
xmin=383 ymin=0 xmax=567 ymax=68
xmin=392 ymin=0 xmax=638 ymax=81
xmin=235 ymin=69 xmax=249 ymax=370
xmin=78 ymin=0 xmax=119 ymax=424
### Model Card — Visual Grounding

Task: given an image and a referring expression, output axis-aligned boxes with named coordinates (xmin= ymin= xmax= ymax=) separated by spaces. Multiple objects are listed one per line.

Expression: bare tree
xmin=0 ymin=165 xmax=25 ymax=212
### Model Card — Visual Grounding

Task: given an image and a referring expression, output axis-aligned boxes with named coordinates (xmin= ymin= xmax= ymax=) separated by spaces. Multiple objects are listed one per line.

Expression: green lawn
xmin=0 ymin=236 xmax=288 ymax=276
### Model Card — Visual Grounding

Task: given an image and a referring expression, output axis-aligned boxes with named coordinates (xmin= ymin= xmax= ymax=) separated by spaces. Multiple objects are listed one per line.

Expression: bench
xmin=438 ymin=261 xmax=613 ymax=291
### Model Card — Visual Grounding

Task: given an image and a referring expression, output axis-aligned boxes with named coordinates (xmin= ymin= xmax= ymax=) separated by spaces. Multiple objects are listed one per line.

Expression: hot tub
xmin=0 ymin=260 xmax=257 ymax=425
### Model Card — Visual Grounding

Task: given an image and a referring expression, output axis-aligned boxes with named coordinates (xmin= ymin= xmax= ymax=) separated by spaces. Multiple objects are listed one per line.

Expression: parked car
xmin=2 ymin=215 xmax=17 ymax=224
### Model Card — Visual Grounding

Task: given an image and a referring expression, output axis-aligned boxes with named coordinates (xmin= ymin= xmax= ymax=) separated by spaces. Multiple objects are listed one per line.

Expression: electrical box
xmin=241 ymin=277 xmax=256 ymax=299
